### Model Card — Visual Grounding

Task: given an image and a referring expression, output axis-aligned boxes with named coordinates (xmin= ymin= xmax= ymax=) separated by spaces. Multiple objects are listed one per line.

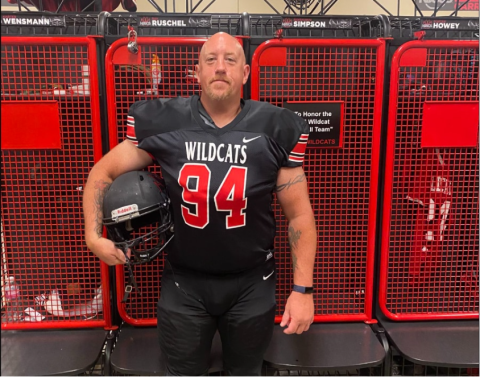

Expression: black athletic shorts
xmin=157 ymin=257 xmax=276 ymax=376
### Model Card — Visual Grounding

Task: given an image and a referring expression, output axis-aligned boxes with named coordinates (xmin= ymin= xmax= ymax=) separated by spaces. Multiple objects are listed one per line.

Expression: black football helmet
xmin=103 ymin=171 xmax=173 ymax=264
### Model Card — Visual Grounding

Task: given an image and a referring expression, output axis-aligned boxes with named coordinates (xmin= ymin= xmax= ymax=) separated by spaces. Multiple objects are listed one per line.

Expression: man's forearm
xmin=82 ymin=140 xmax=154 ymax=250
xmin=288 ymin=215 xmax=317 ymax=286
xmin=83 ymin=167 xmax=113 ymax=247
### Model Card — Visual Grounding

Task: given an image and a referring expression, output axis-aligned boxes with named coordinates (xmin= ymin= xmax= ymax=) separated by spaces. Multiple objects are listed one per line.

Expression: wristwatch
xmin=293 ymin=284 xmax=314 ymax=294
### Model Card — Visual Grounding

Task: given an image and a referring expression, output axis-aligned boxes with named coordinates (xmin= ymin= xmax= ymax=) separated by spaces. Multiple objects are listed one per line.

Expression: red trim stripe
xmin=288 ymin=155 xmax=304 ymax=162
xmin=292 ymin=141 xmax=307 ymax=155
xmin=126 ymin=124 xmax=137 ymax=140
xmin=126 ymin=114 xmax=138 ymax=147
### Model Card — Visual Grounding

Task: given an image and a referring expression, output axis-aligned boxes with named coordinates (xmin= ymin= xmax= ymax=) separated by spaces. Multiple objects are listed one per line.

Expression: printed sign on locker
xmin=414 ymin=0 xmax=478 ymax=11
xmin=283 ymin=102 xmax=344 ymax=148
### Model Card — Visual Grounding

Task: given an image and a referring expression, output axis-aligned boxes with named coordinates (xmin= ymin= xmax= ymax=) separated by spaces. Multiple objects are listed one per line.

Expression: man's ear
xmin=243 ymin=64 xmax=251 ymax=85
xmin=195 ymin=64 xmax=201 ymax=83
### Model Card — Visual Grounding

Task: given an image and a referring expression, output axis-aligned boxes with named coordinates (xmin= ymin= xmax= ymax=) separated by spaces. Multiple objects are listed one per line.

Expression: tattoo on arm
xmin=275 ymin=173 xmax=305 ymax=192
xmin=291 ymin=253 xmax=298 ymax=272
xmin=93 ymin=180 xmax=111 ymax=237
xmin=288 ymin=225 xmax=302 ymax=272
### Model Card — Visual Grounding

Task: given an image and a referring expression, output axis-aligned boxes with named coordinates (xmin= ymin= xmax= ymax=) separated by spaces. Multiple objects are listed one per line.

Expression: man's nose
xmin=215 ymin=58 xmax=226 ymax=72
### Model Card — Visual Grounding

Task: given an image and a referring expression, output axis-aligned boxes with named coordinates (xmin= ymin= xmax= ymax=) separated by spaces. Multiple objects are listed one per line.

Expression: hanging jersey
xmin=403 ymin=150 xmax=453 ymax=282
xmin=127 ymin=95 xmax=309 ymax=274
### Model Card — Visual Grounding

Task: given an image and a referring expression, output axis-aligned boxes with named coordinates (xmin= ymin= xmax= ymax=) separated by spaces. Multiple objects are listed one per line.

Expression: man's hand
xmin=87 ymin=237 xmax=131 ymax=266
xmin=280 ymin=291 xmax=314 ymax=334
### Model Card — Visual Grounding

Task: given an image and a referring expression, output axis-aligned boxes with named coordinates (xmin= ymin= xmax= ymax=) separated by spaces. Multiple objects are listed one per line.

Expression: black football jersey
xmin=127 ymin=95 xmax=309 ymax=274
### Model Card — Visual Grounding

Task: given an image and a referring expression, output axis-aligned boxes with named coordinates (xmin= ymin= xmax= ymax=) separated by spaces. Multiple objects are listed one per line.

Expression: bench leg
xmin=372 ymin=324 xmax=391 ymax=376
xmin=104 ymin=330 xmax=117 ymax=376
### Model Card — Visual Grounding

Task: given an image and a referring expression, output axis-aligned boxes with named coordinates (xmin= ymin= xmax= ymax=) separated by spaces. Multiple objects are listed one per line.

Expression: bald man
xmin=83 ymin=32 xmax=316 ymax=375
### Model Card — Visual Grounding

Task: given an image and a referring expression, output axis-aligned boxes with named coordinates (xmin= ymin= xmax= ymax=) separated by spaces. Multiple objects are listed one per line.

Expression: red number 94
xmin=178 ymin=163 xmax=248 ymax=229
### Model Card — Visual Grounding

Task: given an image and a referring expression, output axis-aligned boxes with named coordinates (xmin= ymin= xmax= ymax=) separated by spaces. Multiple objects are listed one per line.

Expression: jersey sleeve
xmin=125 ymin=100 xmax=157 ymax=162
xmin=282 ymin=109 xmax=310 ymax=168
xmin=126 ymin=112 xmax=138 ymax=146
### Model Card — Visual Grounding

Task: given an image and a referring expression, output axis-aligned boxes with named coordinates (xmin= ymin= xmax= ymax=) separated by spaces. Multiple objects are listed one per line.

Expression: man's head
xmin=196 ymin=32 xmax=250 ymax=102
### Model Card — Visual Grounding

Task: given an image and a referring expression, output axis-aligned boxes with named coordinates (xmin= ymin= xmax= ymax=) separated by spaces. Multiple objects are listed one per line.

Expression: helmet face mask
xmin=103 ymin=171 xmax=174 ymax=264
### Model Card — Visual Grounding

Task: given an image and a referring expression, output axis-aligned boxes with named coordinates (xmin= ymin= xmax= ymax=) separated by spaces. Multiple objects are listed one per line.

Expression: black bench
xmin=1 ymin=329 xmax=107 ymax=376
xmin=264 ymin=322 xmax=387 ymax=373
xmin=110 ymin=322 xmax=387 ymax=375
xmin=110 ymin=325 xmax=223 ymax=375
xmin=377 ymin=309 xmax=479 ymax=370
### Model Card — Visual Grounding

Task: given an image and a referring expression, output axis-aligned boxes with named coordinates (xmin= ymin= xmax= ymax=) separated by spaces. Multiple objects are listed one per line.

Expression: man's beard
xmin=204 ymin=79 xmax=233 ymax=101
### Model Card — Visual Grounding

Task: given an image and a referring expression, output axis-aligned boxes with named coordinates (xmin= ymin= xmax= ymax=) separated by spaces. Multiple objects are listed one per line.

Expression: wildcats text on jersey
xmin=185 ymin=142 xmax=247 ymax=165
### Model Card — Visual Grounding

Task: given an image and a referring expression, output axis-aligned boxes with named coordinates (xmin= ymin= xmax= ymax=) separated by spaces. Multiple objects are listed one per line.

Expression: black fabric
xmin=128 ymin=96 xmax=309 ymax=274
xmin=197 ymin=98 xmax=245 ymax=128
xmin=157 ymin=258 xmax=276 ymax=376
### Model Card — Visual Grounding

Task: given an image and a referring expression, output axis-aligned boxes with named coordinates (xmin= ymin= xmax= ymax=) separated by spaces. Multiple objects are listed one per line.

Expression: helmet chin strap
xmin=137 ymin=231 xmax=174 ymax=263
xmin=114 ymin=223 xmax=174 ymax=265
xmin=116 ymin=227 xmax=175 ymax=303
xmin=120 ymin=243 xmax=141 ymax=304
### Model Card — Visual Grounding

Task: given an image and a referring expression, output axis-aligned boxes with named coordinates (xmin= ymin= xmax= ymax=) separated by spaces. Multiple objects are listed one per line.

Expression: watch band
xmin=293 ymin=284 xmax=314 ymax=294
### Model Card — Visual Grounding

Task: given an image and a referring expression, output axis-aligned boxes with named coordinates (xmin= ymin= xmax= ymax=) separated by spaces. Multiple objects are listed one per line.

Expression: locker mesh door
xmin=380 ymin=40 xmax=479 ymax=320
xmin=251 ymin=39 xmax=386 ymax=322
xmin=1 ymin=37 xmax=108 ymax=329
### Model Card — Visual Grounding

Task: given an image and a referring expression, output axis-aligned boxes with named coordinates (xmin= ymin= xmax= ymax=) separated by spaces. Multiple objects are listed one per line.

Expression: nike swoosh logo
xmin=263 ymin=271 xmax=274 ymax=280
xmin=243 ymin=136 xmax=261 ymax=143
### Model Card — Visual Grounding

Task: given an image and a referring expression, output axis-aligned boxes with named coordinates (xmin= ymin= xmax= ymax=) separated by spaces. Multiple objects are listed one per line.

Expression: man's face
xmin=196 ymin=33 xmax=250 ymax=102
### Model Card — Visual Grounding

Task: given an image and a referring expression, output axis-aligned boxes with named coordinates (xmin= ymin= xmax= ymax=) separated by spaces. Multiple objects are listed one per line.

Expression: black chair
xmin=376 ymin=309 xmax=479 ymax=374
xmin=110 ymin=325 xmax=223 ymax=375
xmin=1 ymin=329 xmax=107 ymax=376
xmin=264 ymin=322 xmax=387 ymax=374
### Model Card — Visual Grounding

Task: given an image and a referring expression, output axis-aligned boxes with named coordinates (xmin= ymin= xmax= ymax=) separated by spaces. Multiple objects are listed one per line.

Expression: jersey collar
xmin=191 ymin=95 xmax=250 ymax=135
